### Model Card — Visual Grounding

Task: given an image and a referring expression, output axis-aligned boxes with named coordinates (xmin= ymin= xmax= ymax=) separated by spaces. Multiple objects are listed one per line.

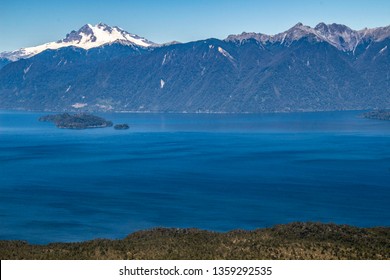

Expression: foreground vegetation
xmin=1 ymin=223 xmax=389 ymax=260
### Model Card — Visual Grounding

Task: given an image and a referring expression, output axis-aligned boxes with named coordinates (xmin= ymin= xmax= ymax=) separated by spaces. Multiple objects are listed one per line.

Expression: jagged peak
xmin=226 ymin=31 xmax=269 ymax=43
xmin=315 ymin=23 xmax=354 ymax=34
xmin=292 ymin=22 xmax=304 ymax=28
xmin=315 ymin=22 xmax=327 ymax=29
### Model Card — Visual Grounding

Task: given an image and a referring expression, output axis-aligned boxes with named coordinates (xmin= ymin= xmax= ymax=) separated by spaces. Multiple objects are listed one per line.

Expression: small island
xmin=39 ymin=113 xmax=113 ymax=129
xmin=114 ymin=124 xmax=129 ymax=130
xmin=363 ymin=110 xmax=390 ymax=121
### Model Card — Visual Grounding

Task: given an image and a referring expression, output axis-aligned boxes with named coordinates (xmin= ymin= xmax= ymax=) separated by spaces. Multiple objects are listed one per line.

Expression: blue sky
xmin=1 ymin=0 xmax=389 ymax=52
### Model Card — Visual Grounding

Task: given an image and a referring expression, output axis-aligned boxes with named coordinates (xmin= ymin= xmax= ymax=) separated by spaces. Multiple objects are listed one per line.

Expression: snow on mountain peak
xmin=58 ymin=23 xmax=155 ymax=49
xmin=0 ymin=23 xmax=156 ymax=61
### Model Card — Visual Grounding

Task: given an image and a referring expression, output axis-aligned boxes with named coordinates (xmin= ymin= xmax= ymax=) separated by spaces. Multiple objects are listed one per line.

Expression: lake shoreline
xmin=0 ymin=108 xmax=377 ymax=115
xmin=1 ymin=222 xmax=389 ymax=260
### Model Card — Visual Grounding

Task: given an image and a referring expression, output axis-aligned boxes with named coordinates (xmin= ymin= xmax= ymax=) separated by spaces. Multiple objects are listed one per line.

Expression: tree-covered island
xmin=114 ymin=124 xmax=130 ymax=130
xmin=363 ymin=110 xmax=390 ymax=121
xmin=39 ymin=113 xmax=113 ymax=129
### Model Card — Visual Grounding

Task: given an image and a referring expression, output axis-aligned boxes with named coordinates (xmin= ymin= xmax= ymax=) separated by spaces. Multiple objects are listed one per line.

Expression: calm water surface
xmin=0 ymin=111 xmax=389 ymax=244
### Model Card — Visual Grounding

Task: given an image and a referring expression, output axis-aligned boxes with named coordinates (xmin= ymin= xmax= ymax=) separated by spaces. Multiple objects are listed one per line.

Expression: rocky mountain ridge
xmin=226 ymin=22 xmax=390 ymax=52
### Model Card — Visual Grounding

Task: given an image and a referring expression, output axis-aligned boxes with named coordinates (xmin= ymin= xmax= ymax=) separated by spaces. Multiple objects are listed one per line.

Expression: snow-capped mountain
xmin=226 ymin=22 xmax=390 ymax=52
xmin=0 ymin=22 xmax=389 ymax=113
xmin=0 ymin=23 xmax=156 ymax=61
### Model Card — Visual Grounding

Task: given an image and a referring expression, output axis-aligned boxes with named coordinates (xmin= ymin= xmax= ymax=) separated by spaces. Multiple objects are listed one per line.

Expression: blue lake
xmin=0 ymin=110 xmax=390 ymax=244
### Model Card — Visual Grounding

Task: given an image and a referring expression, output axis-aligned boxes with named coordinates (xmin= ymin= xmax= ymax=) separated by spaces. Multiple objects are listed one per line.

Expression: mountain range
xmin=0 ymin=22 xmax=389 ymax=113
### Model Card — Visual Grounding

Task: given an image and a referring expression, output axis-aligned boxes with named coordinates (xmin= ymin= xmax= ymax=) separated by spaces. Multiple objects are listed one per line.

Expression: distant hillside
xmin=0 ymin=23 xmax=389 ymax=113
xmin=0 ymin=223 xmax=389 ymax=260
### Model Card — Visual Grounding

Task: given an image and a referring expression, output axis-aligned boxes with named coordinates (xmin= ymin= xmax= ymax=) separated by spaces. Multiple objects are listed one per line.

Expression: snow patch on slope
xmin=23 ymin=63 xmax=33 ymax=74
xmin=162 ymin=53 xmax=168 ymax=65
xmin=71 ymin=103 xmax=87 ymax=108
xmin=218 ymin=47 xmax=235 ymax=62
